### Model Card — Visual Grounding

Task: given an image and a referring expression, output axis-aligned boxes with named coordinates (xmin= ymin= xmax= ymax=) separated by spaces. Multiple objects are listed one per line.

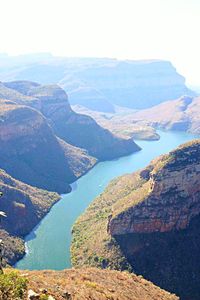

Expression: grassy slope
xmin=16 ymin=268 xmax=179 ymax=300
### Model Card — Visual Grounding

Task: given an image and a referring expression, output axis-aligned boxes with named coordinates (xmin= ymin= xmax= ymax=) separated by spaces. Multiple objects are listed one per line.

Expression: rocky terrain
xmin=0 ymin=168 xmax=60 ymax=265
xmin=132 ymin=95 xmax=200 ymax=134
xmin=8 ymin=267 xmax=178 ymax=300
xmin=0 ymin=81 xmax=140 ymax=160
xmin=0 ymin=54 xmax=194 ymax=111
xmin=71 ymin=140 xmax=200 ymax=299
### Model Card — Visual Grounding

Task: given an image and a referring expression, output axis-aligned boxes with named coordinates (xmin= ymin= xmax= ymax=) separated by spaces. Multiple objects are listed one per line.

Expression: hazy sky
xmin=0 ymin=0 xmax=199 ymax=85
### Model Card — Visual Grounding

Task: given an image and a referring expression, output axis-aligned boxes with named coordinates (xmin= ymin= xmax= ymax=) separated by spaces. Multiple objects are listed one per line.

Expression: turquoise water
xmin=16 ymin=130 xmax=199 ymax=270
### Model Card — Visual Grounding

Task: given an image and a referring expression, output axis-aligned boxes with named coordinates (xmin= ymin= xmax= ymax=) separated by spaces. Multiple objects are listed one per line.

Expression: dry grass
xmin=18 ymin=268 xmax=179 ymax=300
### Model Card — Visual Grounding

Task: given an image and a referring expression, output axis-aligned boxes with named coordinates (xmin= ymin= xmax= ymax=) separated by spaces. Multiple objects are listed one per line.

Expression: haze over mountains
xmin=0 ymin=54 xmax=195 ymax=112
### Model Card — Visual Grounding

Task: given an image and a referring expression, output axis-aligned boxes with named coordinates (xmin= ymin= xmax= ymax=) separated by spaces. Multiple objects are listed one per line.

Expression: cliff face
xmin=0 ymin=101 xmax=73 ymax=193
xmin=0 ymin=168 xmax=60 ymax=265
xmin=132 ymin=95 xmax=200 ymax=134
xmin=71 ymin=140 xmax=200 ymax=299
xmin=1 ymin=81 xmax=140 ymax=160
xmin=0 ymin=100 xmax=95 ymax=193
xmin=109 ymin=140 xmax=200 ymax=235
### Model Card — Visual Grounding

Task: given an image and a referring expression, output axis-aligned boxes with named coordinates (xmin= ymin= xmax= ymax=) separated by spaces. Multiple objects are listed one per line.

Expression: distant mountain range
xmin=132 ymin=95 xmax=200 ymax=134
xmin=0 ymin=54 xmax=195 ymax=112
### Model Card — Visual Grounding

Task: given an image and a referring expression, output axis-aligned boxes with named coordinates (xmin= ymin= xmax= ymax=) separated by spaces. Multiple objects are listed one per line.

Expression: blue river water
xmin=16 ymin=130 xmax=199 ymax=270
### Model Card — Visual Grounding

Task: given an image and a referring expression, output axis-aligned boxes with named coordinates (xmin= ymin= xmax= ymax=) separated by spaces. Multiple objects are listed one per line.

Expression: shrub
xmin=0 ymin=271 xmax=27 ymax=299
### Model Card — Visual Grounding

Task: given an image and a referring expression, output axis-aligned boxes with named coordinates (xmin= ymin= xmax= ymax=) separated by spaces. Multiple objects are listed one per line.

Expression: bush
xmin=0 ymin=271 xmax=27 ymax=299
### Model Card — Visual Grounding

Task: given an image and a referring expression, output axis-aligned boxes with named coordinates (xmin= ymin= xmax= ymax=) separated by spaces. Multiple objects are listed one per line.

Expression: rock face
xmin=132 ymin=95 xmax=200 ymax=134
xmin=1 ymin=81 xmax=140 ymax=160
xmin=71 ymin=140 xmax=200 ymax=299
xmin=0 ymin=55 xmax=194 ymax=111
xmin=0 ymin=168 xmax=59 ymax=265
xmin=19 ymin=267 xmax=179 ymax=300
xmin=108 ymin=140 xmax=200 ymax=235
xmin=0 ymin=100 xmax=80 ymax=193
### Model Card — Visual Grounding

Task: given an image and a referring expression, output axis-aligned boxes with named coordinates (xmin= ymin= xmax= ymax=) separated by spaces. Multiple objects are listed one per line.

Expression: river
xmin=16 ymin=130 xmax=199 ymax=270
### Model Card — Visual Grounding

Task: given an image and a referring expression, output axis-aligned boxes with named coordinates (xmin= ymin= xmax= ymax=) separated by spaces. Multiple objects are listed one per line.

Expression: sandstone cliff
xmin=71 ymin=140 xmax=200 ymax=299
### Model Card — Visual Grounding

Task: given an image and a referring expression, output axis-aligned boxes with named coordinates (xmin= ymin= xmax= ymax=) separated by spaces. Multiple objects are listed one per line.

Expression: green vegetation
xmin=71 ymin=173 xmax=145 ymax=270
xmin=0 ymin=271 xmax=27 ymax=299
xmin=39 ymin=294 xmax=49 ymax=300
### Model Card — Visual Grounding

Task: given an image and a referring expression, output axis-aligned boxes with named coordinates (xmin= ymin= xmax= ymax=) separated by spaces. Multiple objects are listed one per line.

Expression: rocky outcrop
xmin=132 ymin=95 xmax=200 ymax=134
xmin=71 ymin=140 xmax=200 ymax=299
xmin=1 ymin=81 xmax=140 ymax=160
xmin=0 ymin=100 xmax=95 ymax=193
xmin=0 ymin=168 xmax=60 ymax=265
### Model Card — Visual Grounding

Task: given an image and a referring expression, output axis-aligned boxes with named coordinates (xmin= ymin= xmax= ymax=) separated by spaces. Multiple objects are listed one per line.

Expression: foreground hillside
xmin=6 ymin=268 xmax=178 ymax=300
xmin=132 ymin=95 xmax=200 ymax=134
xmin=71 ymin=139 xmax=200 ymax=299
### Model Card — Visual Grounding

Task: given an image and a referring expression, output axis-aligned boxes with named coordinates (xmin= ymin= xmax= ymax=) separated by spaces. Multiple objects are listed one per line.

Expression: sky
xmin=0 ymin=0 xmax=199 ymax=85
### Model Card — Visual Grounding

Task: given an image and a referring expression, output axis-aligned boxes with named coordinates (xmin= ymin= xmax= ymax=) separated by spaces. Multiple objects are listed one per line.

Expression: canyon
xmin=0 ymin=80 xmax=138 ymax=266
